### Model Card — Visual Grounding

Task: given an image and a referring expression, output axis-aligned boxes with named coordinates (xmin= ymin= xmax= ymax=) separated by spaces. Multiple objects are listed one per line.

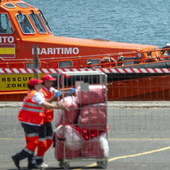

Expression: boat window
xmin=16 ymin=3 xmax=29 ymax=8
xmin=123 ymin=57 xmax=136 ymax=65
xmin=26 ymin=60 xmax=41 ymax=69
xmin=16 ymin=14 xmax=35 ymax=34
xmin=39 ymin=11 xmax=52 ymax=33
xmin=137 ymin=53 xmax=142 ymax=58
xmin=87 ymin=59 xmax=101 ymax=68
xmin=0 ymin=13 xmax=14 ymax=34
xmin=135 ymin=53 xmax=142 ymax=64
xmin=4 ymin=3 xmax=15 ymax=8
xmin=29 ymin=13 xmax=46 ymax=33
xmin=59 ymin=61 xmax=72 ymax=68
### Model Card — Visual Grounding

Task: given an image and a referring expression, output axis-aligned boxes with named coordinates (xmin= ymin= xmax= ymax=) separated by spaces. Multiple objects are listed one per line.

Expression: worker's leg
xmin=36 ymin=123 xmax=47 ymax=165
xmin=36 ymin=122 xmax=53 ymax=168
xmin=12 ymin=123 xmax=39 ymax=169
xmin=45 ymin=122 xmax=53 ymax=152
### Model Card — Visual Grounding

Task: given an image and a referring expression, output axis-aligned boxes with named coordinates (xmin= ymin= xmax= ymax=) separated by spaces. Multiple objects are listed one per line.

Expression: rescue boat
xmin=0 ymin=0 xmax=169 ymax=101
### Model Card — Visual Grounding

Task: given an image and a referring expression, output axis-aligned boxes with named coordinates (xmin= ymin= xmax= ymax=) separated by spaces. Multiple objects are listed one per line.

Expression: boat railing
xmin=0 ymin=47 xmax=168 ymax=69
xmin=46 ymin=48 xmax=164 ymax=68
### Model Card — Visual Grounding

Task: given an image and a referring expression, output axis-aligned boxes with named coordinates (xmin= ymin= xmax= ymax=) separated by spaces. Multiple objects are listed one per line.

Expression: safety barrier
xmin=0 ymin=67 xmax=170 ymax=101
xmin=1 ymin=67 xmax=170 ymax=74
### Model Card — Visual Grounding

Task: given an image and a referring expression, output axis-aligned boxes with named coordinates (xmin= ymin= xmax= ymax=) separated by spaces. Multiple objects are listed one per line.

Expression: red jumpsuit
xmin=36 ymin=87 xmax=54 ymax=164
xmin=15 ymin=90 xmax=45 ymax=166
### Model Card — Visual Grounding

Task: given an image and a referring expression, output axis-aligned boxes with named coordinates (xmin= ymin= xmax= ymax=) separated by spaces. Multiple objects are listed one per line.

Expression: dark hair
xmin=27 ymin=83 xmax=34 ymax=90
xmin=147 ymin=52 xmax=152 ymax=56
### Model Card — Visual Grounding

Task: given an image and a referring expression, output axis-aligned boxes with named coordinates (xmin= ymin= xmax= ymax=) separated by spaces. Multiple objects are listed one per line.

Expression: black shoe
xmin=11 ymin=155 xmax=20 ymax=169
xmin=28 ymin=164 xmax=39 ymax=169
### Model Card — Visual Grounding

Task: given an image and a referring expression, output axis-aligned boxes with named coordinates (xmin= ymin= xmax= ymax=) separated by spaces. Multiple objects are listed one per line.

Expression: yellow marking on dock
xmin=1 ymin=137 xmax=170 ymax=170
xmin=0 ymin=138 xmax=23 ymax=140
xmin=73 ymin=144 xmax=170 ymax=170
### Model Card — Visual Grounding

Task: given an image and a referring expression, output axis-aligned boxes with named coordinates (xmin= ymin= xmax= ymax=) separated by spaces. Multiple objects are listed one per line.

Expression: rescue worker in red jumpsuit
xmin=33 ymin=74 xmax=75 ymax=168
xmin=99 ymin=56 xmax=117 ymax=67
xmin=11 ymin=78 xmax=65 ymax=170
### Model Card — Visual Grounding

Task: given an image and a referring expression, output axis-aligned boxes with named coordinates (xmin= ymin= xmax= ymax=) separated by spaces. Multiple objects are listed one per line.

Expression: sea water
xmin=26 ymin=0 xmax=170 ymax=48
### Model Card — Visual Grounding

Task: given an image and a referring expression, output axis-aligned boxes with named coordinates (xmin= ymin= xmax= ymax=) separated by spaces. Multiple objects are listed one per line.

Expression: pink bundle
xmin=82 ymin=133 xmax=109 ymax=158
xmin=76 ymin=85 xmax=106 ymax=105
xmin=78 ymin=104 xmax=106 ymax=131
xmin=55 ymin=96 xmax=79 ymax=127
xmin=55 ymin=140 xmax=81 ymax=161
xmin=54 ymin=125 xmax=84 ymax=150
xmin=54 ymin=125 xmax=84 ymax=161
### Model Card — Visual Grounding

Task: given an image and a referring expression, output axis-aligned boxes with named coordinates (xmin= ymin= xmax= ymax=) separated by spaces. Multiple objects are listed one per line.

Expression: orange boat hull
xmin=0 ymin=0 xmax=169 ymax=101
xmin=108 ymin=74 xmax=170 ymax=101
xmin=1 ymin=74 xmax=170 ymax=101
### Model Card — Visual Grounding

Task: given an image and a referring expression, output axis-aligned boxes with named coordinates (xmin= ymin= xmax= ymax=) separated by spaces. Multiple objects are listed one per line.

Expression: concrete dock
xmin=1 ymin=101 xmax=170 ymax=170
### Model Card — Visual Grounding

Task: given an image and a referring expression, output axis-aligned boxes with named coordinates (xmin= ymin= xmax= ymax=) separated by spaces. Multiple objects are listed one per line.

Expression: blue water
xmin=27 ymin=0 xmax=170 ymax=48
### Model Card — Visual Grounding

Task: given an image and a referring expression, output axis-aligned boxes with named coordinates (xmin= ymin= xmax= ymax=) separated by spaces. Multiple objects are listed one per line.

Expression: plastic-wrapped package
xmin=55 ymin=140 xmax=81 ymax=161
xmin=78 ymin=104 xmax=106 ymax=131
xmin=55 ymin=96 xmax=79 ymax=127
xmin=82 ymin=133 xmax=109 ymax=158
xmin=54 ymin=125 xmax=84 ymax=151
xmin=76 ymin=85 xmax=106 ymax=105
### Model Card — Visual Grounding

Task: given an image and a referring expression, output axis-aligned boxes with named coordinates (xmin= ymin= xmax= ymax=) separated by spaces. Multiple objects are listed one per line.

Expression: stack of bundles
xmin=54 ymin=96 xmax=80 ymax=160
xmin=77 ymin=84 xmax=108 ymax=158
xmin=54 ymin=84 xmax=109 ymax=160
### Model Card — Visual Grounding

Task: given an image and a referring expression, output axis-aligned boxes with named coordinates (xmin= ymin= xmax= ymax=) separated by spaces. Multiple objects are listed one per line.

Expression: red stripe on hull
xmin=0 ymin=54 xmax=15 ymax=58
xmin=0 ymin=44 xmax=15 ymax=47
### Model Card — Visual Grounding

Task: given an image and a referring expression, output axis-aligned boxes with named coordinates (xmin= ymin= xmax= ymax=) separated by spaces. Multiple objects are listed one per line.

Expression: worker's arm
xmin=47 ymin=88 xmax=76 ymax=103
xmin=46 ymin=89 xmax=61 ymax=103
xmin=47 ymin=96 xmax=57 ymax=103
xmin=41 ymin=101 xmax=65 ymax=110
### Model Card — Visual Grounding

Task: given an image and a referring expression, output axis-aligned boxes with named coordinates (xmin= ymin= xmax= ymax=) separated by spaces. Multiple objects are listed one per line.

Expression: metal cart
xmin=55 ymin=71 xmax=108 ymax=169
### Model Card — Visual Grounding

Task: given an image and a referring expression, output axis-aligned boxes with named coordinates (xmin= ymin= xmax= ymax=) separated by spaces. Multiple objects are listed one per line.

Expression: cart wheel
xmin=97 ymin=161 xmax=102 ymax=167
xmin=59 ymin=161 xmax=64 ymax=168
xmin=63 ymin=162 xmax=69 ymax=169
xmin=97 ymin=161 xmax=108 ymax=169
